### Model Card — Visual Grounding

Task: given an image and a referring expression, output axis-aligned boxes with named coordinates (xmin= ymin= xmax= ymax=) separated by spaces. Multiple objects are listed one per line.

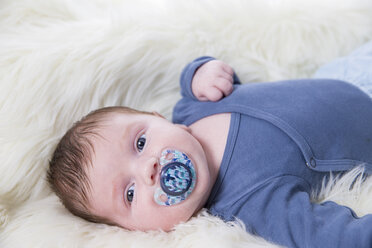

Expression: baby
xmin=48 ymin=41 xmax=372 ymax=247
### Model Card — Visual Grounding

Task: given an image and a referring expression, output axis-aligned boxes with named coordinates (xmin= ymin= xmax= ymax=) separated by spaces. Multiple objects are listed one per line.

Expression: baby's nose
xmin=143 ymin=159 xmax=158 ymax=186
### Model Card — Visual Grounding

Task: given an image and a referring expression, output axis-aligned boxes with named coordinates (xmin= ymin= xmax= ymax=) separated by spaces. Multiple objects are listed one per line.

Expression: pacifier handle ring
xmin=160 ymin=162 xmax=192 ymax=196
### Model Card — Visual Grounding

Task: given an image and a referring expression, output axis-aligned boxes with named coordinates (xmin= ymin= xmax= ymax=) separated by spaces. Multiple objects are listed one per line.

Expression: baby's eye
xmin=127 ymin=184 xmax=135 ymax=203
xmin=136 ymin=134 xmax=146 ymax=152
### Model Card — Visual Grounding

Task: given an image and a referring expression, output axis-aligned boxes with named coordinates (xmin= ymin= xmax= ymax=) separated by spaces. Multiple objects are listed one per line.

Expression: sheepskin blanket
xmin=1 ymin=0 xmax=372 ymax=247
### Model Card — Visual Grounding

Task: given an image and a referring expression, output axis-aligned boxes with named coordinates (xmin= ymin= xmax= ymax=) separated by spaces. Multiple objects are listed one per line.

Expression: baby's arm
xmin=179 ymin=56 xmax=241 ymax=101
xmin=230 ymin=176 xmax=372 ymax=248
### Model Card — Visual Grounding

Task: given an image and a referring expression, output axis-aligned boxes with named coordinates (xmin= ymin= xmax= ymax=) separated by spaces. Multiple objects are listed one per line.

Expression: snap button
xmin=306 ymin=158 xmax=316 ymax=168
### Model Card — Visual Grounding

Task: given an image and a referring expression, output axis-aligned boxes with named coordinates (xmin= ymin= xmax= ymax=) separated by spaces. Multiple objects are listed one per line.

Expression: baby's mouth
xmin=154 ymin=149 xmax=196 ymax=206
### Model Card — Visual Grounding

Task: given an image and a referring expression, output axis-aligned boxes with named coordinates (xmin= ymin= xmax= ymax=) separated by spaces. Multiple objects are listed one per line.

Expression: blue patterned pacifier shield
xmin=154 ymin=149 xmax=196 ymax=206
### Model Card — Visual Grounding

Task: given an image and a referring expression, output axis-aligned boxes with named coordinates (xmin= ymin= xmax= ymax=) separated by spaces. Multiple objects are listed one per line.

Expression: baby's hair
xmin=47 ymin=106 xmax=154 ymax=226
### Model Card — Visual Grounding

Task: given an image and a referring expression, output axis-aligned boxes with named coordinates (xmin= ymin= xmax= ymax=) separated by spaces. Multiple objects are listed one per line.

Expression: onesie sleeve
xmin=179 ymin=56 xmax=241 ymax=100
xmin=227 ymin=176 xmax=372 ymax=248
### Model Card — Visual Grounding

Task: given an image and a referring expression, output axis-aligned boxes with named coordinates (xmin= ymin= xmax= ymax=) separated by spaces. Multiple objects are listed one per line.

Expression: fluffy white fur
xmin=1 ymin=0 xmax=372 ymax=247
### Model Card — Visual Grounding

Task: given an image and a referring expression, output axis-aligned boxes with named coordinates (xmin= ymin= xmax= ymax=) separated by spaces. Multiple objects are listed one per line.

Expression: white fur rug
xmin=1 ymin=0 xmax=372 ymax=247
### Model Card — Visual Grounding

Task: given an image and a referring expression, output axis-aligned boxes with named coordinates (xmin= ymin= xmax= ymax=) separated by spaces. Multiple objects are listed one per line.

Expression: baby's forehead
xmin=90 ymin=112 xmax=147 ymax=141
xmin=85 ymin=112 xmax=140 ymax=184
xmin=87 ymin=110 xmax=163 ymax=149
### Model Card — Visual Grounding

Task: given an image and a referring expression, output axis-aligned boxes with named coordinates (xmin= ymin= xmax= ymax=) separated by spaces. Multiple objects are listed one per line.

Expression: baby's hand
xmin=191 ymin=60 xmax=234 ymax=102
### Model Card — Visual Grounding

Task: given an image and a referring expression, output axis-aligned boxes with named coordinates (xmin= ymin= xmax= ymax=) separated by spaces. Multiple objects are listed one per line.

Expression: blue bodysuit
xmin=172 ymin=56 xmax=372 ymax=248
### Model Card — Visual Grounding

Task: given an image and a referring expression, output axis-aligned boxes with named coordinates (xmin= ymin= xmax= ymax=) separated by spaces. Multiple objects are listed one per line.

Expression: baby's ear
xmin=152 ymin=111 xmax=165 ymax=119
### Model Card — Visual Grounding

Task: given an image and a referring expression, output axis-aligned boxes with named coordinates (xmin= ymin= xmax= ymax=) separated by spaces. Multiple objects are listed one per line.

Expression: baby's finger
xmin=217 ymin=71 xmax=234 ymax=84
xmin=204 ymin=86 xmax=224 ymax=102
xmin=221 ymin=63 xmax=234 ymax=76
xmin=215 ymin=78 xmax=234 ymax=96
xmin=197 ymin=95 xmax=209 ymax=101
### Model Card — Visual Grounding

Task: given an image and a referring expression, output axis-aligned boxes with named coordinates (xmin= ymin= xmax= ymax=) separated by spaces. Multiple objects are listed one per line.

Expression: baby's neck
xmin=189 ymin=113 xmax=231 ymax=191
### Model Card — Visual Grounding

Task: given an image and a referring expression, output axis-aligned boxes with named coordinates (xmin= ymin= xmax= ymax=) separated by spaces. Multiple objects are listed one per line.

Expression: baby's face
xmin=86 ymin=112 xmax=212 ymax=231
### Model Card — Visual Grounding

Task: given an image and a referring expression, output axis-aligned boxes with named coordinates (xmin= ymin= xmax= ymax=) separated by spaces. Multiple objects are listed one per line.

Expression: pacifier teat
xmin=154 ymin=149 xmax=196 ymax=206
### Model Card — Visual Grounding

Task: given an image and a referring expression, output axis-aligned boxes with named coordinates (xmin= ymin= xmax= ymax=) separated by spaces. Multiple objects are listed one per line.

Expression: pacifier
xmin=154 ymin=149 xmax=196 ymax=206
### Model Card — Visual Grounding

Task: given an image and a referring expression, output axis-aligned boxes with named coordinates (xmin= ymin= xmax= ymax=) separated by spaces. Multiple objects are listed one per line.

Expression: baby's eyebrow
xmin=121 ymin=122 xmax=136 ymax=144
xmin=112 ymin=180 xmax=119 ymax=205
xmin=112 ymin=175 xmax=128 ymax=213
xmin=121 ymin=125 xmax=131 ymax=140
